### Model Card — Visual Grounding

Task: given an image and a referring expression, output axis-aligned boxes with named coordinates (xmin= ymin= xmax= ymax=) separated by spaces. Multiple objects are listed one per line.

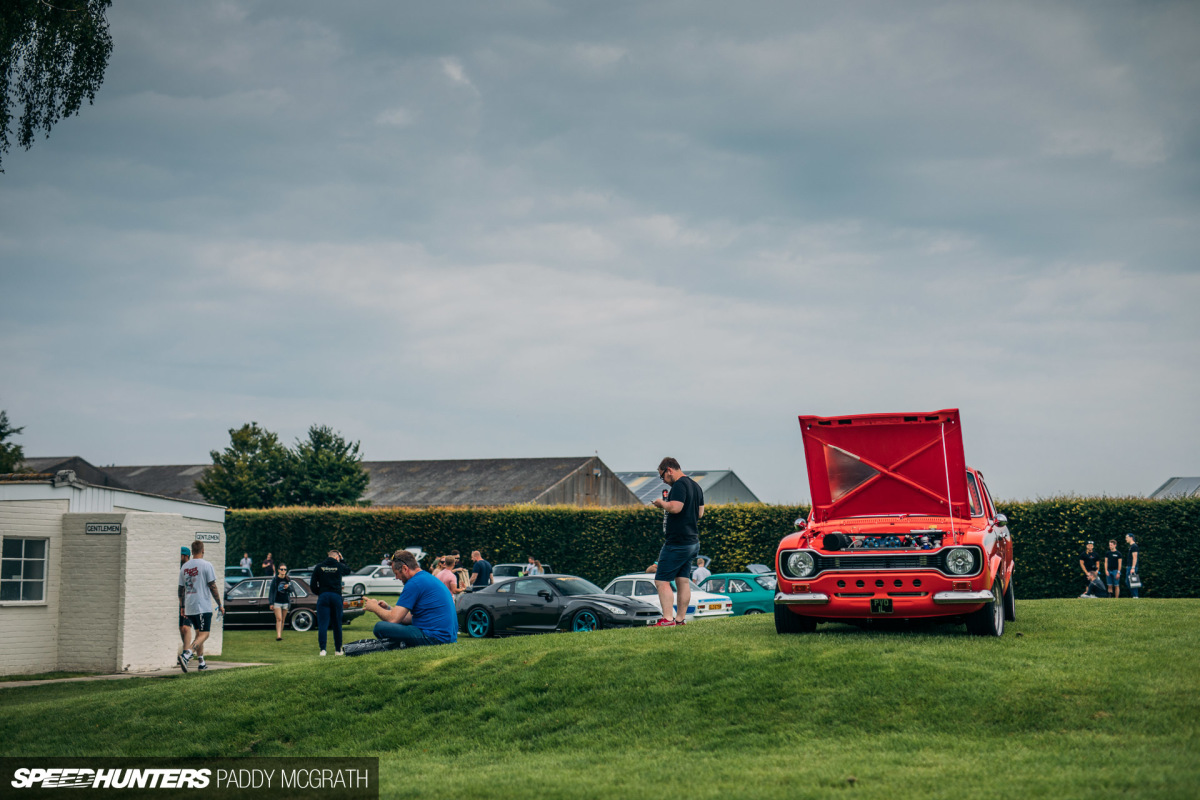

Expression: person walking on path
xmin=1125 ymin=533 xmax=1140 ymax=599
xmin=310 ymin=549 xmax=352 ymax=656
xmin=268 ymin=564 xmax=295 ymax=640
xmin=1104 ymin=539 xmax=1123 ymax=598
xmin=178 ymin=546 xmax=193 ymax=650
xmin=178 ymin=540 xmax=223 ymax=672
xmin=261 ymin=552 xmax=275 ymax=575
xmin=1078 ymin=541 xmax=1101 ymax=598
xmin=364 ymin=550 xmax=458 ymax=647
xmin=650 ymin=457 xmax=704 ymax=627
xmin=470 ymin=551 xmax=493 ymax=588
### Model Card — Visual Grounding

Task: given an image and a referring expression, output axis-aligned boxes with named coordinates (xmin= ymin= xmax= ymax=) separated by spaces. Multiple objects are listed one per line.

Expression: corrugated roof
xmin=1149 ymin=477 xmax=1200 ymax=500
xmin=106 ymin=457 xmax=614 ymax=507
xmin=616 ymin=470 xmax=738 ymax=504
xmin=104 ymin=464 xmax=209 ymax=503
xmin=361 ymin=458 xmax=598 ymax=506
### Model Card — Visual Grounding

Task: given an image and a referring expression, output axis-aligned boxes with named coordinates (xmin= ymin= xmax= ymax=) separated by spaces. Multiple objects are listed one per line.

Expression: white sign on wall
xmin=85 ymin=522 xmax=122 ymax=535
xmin=195 ymin=532 xmax=221 ymax=543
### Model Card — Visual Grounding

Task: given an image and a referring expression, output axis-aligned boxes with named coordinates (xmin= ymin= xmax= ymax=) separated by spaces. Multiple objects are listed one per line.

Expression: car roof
xmin=705 ymin=572 xmax=772 ymax=579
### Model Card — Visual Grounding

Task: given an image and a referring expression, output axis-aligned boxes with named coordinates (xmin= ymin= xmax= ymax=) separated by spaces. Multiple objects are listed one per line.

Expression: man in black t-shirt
xmin=650 ymin=457 xmax=704 ymax=627
xmin=1124 ymin=533 xmax=1140 ymax=599
xmin=470 ymin=551 xmax=493 ymax=588
xmin=1078 ymin=541 xmax=1100 ymax=598
xmin=1104 ymin=539 xmax=1123 ymax=598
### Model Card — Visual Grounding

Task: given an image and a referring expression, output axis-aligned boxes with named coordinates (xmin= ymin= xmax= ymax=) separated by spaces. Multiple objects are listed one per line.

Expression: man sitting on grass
xmin=364 ymin=550 xmax=458 ymax=647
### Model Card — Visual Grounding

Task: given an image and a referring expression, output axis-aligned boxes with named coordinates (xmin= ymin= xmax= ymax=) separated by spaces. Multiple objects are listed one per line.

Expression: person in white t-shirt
xmin=239 ymin=552 xmax=252 ymax=570
xmin=177 ymin=540 xmax=224 ymax=673
xmin=692 ymin=557 xmax=711 ymax=585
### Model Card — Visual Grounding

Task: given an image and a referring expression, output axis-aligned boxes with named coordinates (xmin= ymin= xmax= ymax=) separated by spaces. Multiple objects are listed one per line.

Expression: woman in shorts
xmin=268 ymin=564 xmax=294 ymax=640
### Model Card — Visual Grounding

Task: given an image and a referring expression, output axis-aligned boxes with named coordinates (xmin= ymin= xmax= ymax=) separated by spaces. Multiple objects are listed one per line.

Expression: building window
xmin=1 ymin=538 xmax=47 ymax=602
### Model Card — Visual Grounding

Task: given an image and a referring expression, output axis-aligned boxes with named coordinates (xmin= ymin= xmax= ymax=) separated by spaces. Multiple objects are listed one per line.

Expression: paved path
xmin=0 ymin=661 xmax=268 ymax=689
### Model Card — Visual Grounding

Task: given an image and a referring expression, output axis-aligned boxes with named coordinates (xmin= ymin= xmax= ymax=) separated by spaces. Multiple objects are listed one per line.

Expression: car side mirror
xmin=538 ymin=590 xmax=553 ymax=602
xmin=995 ymin=513 xmax=1008 ymax=528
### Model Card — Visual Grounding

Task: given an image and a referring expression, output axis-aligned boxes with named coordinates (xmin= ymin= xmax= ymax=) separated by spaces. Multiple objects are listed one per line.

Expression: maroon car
xmin=223 ymin=576 xmax=365 ymax=632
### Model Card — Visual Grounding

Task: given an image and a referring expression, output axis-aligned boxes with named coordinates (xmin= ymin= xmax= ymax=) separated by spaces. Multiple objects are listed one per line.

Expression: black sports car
xmin=457 ymin=574 xmax=660 ymax=637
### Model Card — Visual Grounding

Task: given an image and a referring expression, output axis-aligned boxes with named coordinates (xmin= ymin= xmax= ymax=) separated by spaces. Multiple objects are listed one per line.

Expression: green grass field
xmin=2 ymin=599 xmax=1198 ymax=799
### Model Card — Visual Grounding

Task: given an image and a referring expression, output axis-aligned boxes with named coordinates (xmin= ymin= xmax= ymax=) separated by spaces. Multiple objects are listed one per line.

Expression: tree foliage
xmin=196 ymin=422 xmax=370 ymax=509
xmin=196 ymin=422 xmax=292 ymax=509
xmin=0 ymin=409 xmax=27 ymax=473
xmin=287 ymin=424 xmax=371 ymax=507
xmin=1 ymin=0 xmax=113 ymax=171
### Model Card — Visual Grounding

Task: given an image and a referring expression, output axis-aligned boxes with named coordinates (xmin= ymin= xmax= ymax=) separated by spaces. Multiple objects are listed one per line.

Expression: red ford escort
xmin=775 ymin=409 xmax=1014 ymax=636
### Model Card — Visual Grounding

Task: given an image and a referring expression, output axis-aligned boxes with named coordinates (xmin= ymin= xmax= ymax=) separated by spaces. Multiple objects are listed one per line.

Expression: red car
xmin=775 ymin=409 xmax=1014 ymax=636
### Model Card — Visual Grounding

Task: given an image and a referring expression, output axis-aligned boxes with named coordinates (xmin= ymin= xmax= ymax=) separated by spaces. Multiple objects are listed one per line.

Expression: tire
xmin=744 ymin=608 xmax=765 ymax=615
xmin=352 ymin=583 xmax=366 ymax=596
xmin=1003 ymin=573 xmax=1016 ymax=622
xmin=571 ymin=608 xmax=601 ymax=632
xmin=775 ymin=603 xmax=817 ymax=634
xmin=965 ymin=574 xmax=1005 ymax=637
xmin=465 ymin=607 xmax=494 ymax=638
xmin=288 ymin=609 xmax=315 ymax=632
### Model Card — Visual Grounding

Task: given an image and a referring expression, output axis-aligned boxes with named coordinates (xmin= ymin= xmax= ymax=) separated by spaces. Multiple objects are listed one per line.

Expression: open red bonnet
xmin=799 ymin=409 xmax=970 ymax=523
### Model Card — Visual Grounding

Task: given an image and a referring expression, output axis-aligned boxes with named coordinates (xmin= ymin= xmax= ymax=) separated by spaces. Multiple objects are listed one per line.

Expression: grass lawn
xmin=2 ymin=599 xmax=1197 ymax=799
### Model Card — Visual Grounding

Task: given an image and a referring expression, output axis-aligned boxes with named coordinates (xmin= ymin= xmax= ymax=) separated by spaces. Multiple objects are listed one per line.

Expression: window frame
xmin=0 ymin=536 xmax=50 ymax=606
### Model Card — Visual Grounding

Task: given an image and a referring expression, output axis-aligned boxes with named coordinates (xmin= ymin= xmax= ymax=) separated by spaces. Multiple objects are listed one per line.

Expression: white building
xmin=0 ymin=470 xmax=226 ymax=676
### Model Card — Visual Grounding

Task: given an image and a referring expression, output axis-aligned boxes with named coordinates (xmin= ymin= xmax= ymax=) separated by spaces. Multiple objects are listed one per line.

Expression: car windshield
xmin=544 ymin=576 xmax=606 ymax=596
xmin=353 ymin=566 xmax=377 ymax=575
xmin=493 ymin=565 xmax=523 ymax=577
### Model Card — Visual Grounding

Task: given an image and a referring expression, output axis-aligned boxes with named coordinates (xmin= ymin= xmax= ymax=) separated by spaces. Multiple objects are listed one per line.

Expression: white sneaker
xmin=335 ymin=650 xmax=344 ymax=656
xmin=319 ymin=650 xmax=327 ymax=656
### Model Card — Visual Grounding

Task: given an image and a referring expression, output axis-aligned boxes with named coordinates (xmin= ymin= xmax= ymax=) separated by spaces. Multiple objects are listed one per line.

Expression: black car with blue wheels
xmin=458 ymin=575 xmax=660 ymax=638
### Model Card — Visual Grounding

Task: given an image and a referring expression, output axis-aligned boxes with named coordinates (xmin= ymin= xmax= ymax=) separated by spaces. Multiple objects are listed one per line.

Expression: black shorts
xmin=186 ymin=612 xmax=213 ymax=632
xmin=179 ymin=612 xmax=192 ymax=628
xmin=655 ymin=542 xmax=700 ymax=582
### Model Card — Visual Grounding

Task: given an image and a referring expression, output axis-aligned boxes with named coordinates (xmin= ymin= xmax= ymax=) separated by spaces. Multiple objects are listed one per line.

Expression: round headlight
xmin=786 ymin=551 xmax=815 ymax=578
xmin=945 ymin=547 xmax=976 ymax=575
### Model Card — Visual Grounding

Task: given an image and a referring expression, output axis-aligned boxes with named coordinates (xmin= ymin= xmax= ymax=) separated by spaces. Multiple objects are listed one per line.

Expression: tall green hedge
xmin=225 ymin=498 xmax=1200 ymax=598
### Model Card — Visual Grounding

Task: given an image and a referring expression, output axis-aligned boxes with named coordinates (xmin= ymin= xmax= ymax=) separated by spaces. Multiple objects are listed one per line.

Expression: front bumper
xmin=932 ymin=590 xmax=993 ymax=604
xmin=775 ymin=592 xmax=830 ymax=605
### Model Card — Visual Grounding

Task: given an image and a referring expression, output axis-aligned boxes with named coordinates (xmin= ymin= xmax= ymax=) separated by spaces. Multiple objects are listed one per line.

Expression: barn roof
xmin=615 ymin=470 xmax=760 ymax=505
xmin=1149 ymin=477 xmax=1200 ymax=500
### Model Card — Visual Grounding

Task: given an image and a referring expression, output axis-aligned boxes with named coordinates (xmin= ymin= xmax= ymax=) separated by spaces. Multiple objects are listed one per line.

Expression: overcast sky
xmin=2 ymin=1 xmax=1198 ymax=504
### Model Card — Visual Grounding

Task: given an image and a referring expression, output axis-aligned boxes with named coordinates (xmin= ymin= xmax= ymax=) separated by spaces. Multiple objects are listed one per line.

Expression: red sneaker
xmin=675 ymin=619 xmax=687 ymax=626
xmin=654 ymin=618 xmax=676 ymax=627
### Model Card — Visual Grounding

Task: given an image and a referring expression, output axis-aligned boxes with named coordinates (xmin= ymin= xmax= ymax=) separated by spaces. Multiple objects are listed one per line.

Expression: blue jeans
xmin=316 ymin=592 xmax=344 ymax=651
xmin=374 ymin=621 xmax=434 ymax=647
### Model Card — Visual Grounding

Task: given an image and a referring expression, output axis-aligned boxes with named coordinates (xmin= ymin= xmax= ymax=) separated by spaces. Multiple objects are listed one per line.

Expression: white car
xmin=493 ymin=563 xmax=554 ymax=579
xmin=346 ymin=564 xmax=404 ymax=596
xmin=602 ymin=573 xmax=733 ymax=620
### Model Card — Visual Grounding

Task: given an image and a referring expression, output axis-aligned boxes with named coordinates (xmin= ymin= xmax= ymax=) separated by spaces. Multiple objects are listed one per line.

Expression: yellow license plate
xmin=707 ymin=603 xmax=721 ymax=610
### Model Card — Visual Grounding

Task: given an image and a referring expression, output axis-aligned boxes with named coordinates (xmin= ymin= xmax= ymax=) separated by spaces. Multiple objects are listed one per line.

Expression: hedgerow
xmin=225 ymin=498 xmax=1200 ymax=598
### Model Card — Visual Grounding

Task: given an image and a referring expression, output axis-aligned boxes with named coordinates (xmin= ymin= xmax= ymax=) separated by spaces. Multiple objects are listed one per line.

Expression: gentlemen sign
xmin=195 ymin=532 xmax=221 ymax=543
xmin=85 ymin=523 xmax=122 ymax=535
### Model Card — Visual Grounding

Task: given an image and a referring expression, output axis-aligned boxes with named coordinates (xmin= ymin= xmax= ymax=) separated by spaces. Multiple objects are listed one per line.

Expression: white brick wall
xmin=0 ymin=500 xmax=66 ymax=675
xmin=58 ymin=513 xmax=125 ymax=672
xmin=119 ymin=514 xmax=226 ymax=670
xmin=1 ymin=503 xmax=227 ymax=675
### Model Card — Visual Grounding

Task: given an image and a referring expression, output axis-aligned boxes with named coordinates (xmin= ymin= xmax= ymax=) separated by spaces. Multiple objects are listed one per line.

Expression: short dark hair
xmin=658 ymin=457 xmax=680 ymax=473
xmin=392 ymin=550 xmax=419 ymax=570
xmin=1109 ymin=539 xmax=1118 ymax=546
xmin=190 ymin=540 xmax=205 ymax=555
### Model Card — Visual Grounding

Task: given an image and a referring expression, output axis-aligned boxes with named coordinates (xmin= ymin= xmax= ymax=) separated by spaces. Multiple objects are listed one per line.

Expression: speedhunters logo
xmin=11 ymin=768 xmax=210 ymax=789
xmin=1 ymin=759 xmax=378 ymax=798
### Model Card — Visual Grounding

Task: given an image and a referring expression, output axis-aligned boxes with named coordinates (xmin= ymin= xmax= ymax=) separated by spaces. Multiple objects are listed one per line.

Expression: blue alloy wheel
xmin=467 ymin=608 xmax=493 ymax=638
xmin=572 ymin=609 xmax=600 ymax=632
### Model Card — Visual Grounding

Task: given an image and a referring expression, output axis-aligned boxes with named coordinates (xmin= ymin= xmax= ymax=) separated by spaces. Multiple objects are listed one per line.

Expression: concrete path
xmin=0 ymin=661 xmax=268 ymax=689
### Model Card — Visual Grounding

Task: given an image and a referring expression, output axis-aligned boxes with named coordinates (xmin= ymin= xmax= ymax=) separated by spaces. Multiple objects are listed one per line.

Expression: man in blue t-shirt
xmin=364 ymin=550 xmax=458 ymax=646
